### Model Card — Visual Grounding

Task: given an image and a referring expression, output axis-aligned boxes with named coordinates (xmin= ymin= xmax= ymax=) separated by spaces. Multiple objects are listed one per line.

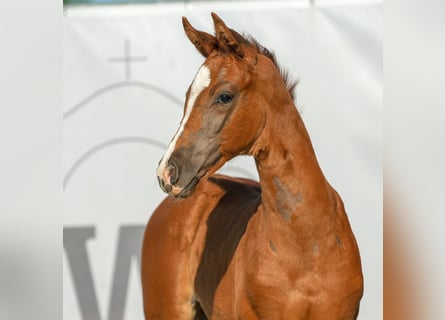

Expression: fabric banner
xmin=63 ymin=2 xmax=382 ymax=319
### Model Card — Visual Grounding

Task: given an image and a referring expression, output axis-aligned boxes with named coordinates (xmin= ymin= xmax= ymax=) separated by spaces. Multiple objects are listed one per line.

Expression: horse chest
xmin=232 ymin=228 xmax=362 ymax=319
xmin=233 ymin=264 xmax=321 ymax=319
xmin=243 ymin=241 xmax=322 ymax=294
xmin=227 ymin=224 xmax=335 ymax=316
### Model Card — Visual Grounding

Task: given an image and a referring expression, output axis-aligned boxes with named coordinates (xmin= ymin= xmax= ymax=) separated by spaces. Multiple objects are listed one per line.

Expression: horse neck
xmin=253 ymin=97 xmax=337 ymax=240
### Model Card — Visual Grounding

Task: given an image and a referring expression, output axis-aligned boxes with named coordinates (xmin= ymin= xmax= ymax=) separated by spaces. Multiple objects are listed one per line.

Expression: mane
xmin=245 ymin=35 xmax=298 ymax=101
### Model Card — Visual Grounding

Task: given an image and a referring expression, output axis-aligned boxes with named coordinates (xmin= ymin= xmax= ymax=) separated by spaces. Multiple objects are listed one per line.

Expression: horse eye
xmin=216 ymin=93 xmax=234 ymax=105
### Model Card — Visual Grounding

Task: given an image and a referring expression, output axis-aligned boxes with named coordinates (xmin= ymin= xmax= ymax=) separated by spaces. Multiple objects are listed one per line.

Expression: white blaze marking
xmin=157 ymin=65 xmax=211 ymax=180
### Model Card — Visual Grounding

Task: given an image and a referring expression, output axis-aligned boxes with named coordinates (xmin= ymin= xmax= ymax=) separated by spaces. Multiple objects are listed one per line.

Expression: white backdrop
xmin=63 ymin=1 xmax=382 ymax=319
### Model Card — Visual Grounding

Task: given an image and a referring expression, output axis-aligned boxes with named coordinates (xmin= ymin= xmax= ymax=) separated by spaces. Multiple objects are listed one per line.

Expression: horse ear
xmin=182 ymin=17 xmax=218 ymax=57
xmin=211 ymin=12 xmax=245 ymax=58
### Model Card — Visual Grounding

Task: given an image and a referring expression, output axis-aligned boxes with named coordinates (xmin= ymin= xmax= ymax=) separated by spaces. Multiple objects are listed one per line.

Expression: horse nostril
xmin=157 ymin=175 xmax=173 ymax=193
xmin=167 ymin=162 xmax=179 ymax=186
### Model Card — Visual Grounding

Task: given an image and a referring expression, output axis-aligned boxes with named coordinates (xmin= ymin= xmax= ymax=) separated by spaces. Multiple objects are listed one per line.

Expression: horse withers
xmin=142 ymin=13 xmax=363 ymax=320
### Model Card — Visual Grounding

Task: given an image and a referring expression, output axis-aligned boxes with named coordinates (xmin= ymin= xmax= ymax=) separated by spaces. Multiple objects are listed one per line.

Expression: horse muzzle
xmin=156 ymin=160 xmax=202 ymax=198
xmin=156 ymin=142 xmax=223 ymax=198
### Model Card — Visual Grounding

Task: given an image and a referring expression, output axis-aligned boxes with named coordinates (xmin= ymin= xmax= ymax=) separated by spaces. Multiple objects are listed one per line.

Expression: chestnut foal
xmin=142 ymin=13 xmax=363 ymax=320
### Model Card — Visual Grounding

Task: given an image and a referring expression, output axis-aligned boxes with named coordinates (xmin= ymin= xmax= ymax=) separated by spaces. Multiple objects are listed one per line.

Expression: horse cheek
xmin=223 ymin=118 xmax=259 ymax=156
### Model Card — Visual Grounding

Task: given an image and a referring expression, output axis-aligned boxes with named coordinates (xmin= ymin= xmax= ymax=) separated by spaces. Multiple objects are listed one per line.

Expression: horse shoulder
xmin=141 ymin=181 xmax=222 ymax=319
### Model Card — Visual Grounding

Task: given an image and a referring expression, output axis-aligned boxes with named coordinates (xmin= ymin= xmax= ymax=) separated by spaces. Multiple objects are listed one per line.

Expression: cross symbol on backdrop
xmin=108 ymin=39 xmax=147 ymax=80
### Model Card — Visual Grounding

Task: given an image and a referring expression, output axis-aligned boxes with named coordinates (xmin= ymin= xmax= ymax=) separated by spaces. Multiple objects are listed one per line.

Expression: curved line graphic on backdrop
xmin=63 ymin=136 xmax=256 ymax=190
xmin=63 ymin=137 xmax=167 ymax=190
xmin=63 ymin=81 xmax=183 ymax=120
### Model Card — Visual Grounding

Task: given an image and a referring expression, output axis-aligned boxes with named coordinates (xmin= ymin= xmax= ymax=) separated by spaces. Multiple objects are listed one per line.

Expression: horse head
xmin=156 ymin=13 xmax=295 ymax=198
